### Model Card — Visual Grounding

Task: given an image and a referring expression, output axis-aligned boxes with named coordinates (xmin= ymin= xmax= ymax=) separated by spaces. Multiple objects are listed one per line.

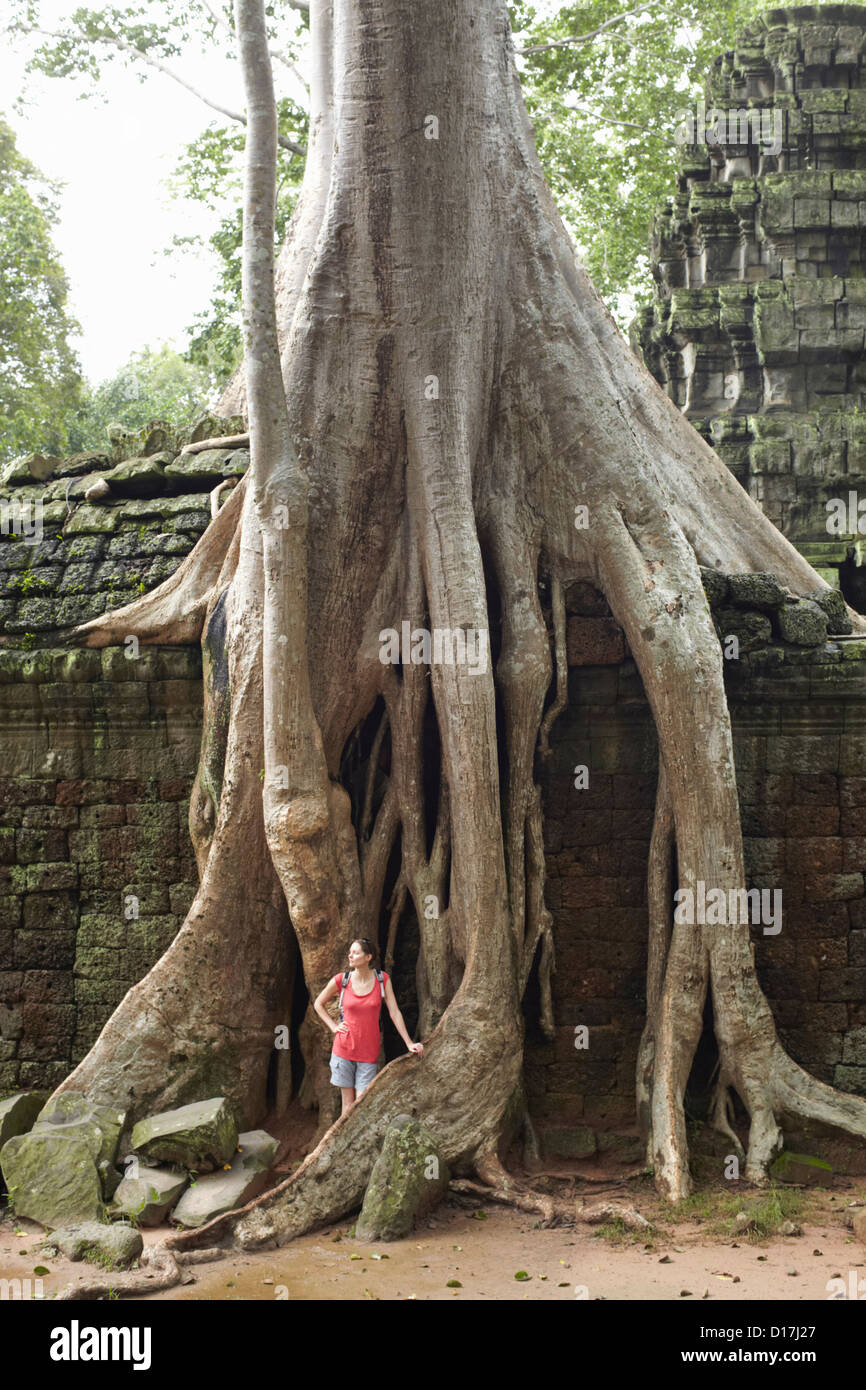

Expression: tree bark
xmin=52 ymin=0 xmax=866 ymax=1236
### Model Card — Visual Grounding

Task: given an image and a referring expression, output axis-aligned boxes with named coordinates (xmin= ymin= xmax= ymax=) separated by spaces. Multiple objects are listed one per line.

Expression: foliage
xmin=0 ymin=115 xmax=83 ymax=462
xmin=3 ymin=0 xmax=778 ymax=374
xmin=167 ymin=97 xmax=307 ymax=384
xmin=4 ymin=2 xmax=309 ymax=392
xmin=509 ymin=0 xmax=763 ymax=324
xmin=66 ymin=343 xmax=215 ymax=451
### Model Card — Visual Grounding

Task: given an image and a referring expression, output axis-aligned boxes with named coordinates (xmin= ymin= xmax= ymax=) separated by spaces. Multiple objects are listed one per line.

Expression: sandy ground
xmin=2 ymin=1177 xmax=864 ymax=1302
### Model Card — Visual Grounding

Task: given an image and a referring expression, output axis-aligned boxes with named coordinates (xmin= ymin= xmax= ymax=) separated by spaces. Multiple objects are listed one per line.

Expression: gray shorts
xmin=329 ymin=1051 xmax=379 ymax=1094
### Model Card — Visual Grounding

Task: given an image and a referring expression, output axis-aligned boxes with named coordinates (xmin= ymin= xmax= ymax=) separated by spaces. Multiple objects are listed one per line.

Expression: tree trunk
xmin=52 ymin=0 xmax=866 ymax=1238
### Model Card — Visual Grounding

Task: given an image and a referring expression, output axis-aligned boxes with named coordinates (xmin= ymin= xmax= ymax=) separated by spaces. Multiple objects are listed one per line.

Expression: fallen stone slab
xmin=171 ymin=1130 xmax=278 ymax=1228
xmin=356 ymin=1114 xmax=450 ymax=1242
xmin=0 ymin=1090 xmax=49 ymax=1150
xmin=853 ymin=1208 xmax=866 ymax=1245
xmin=0 ymin=1131 xmax=104 ymax=1227
xmin=35 ymin=1092 xmax=126 ymax=1170
xmin=131 ymin=1097 xmax=238 ymax=1172
xmin=41 ymin=1221 xmax=143 ymax=1270
xmin=112 ymin=1165 xmax=189 ymax=1226
xmin=770 ymin=1151 xmax=834 ymax=1187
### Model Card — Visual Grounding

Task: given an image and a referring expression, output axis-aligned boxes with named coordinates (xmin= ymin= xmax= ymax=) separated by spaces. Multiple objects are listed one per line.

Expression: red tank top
xmin=332 ymin=971 xmax=389 ymax=1063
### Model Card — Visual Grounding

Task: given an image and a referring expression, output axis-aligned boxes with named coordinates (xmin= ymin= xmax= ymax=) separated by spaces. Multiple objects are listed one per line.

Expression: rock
xmin=0 ymin=1131 xmax=104 ymax=1226
xmin=53 ymin=450 xmax=112 ymax=478
xmin=700 ymin=567 xmax=729 ymax=608
xmin=780 ymin=1220 xmax=802 ymax=1236
xmin=565 ymin=616 xmax=627 ymax=666
xmin=35 ymin=1092 xmax=125 ymax=1170
xmin=843 ymin=1028 xmax=866 ymax=1067
xmin=770 ymin=1151 xmax=834 ymax=1187
xmin=171 ymin=1130 xmax=277 ymax=1228
xmin=775 ymin=599 xmax=828 ymax=646
xmin=42 ymin=1221 xmax=142 ymax=1269
xmin=564 ymin=580 xmax=612 ymax=617
xmin=356 ymin=1115 xmax=450 ymax=1242
xmin=131 ymin=1097 xmax=238 ymax=1172
xmin=853 ymin=1208 xmax=866 ymax=1245
xmin=734 ymin=1211 xmax=753 ymax=1231
xmin=0 ymin=453 xmax=59 ymax=486
xmin=100 ymin=456 xmax=170 ymax=497
xmin=97 ymin=1160 xmax=123 ymax=1201
xmin=715 ymin=607 xmax=773 ymax=652
xmin=108 ymin=420 xmax=178 ymax=463
xmin=164 ymin=449 xmax=237 ymax=488
xmin=595 ymin=1131 xmax=644 ymax=1164
xmin=807 ymin=586 xmax=853 ymax=635
xmin=0 ymin=1090 xmax=49 ymax=1150
xmin=112 ymin=1164 xmax=189 ymax=1226
xmin=84 ymin=478 xmax=112 ymax=503
xmin=728 ymin=572 xmax=787 ymax=610
xmin=540 ymin=1125 xmax=598 ymax=1160
xmin=183 ymin=412 xmax=247 ymax=447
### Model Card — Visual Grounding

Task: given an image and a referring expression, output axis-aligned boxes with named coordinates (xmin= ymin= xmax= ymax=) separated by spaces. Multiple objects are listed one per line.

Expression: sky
xmin=0 ymin=3 xmax=306 ymax=383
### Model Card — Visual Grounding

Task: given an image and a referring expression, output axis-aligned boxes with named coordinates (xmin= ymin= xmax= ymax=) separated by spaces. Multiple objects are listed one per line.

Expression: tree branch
xmin=516 ymin=2 xmax=665 ymax=56
xmin=534 ymin=98 xmax=661 ymax=136
xmin=8 ymin=21 xmax=307 ymax=156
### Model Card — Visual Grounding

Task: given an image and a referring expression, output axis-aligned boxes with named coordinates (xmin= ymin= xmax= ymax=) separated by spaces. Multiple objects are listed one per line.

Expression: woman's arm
xmin=313 ymin=977 xmax=347 ymax=1037
xmin=384 ymin=977 xmax=423 ymax=1056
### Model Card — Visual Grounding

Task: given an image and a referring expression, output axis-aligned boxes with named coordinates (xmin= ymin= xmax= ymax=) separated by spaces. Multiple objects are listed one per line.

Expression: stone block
xmin=112 ymin=1164 xmax=189 ymax=1226
xmin=170 ymin=1130 xmax=277 ymax=1228
xmin=131 ymin=1097 xmax=238 ymax=1172
xmin=0 ymin=1130 xmax=104 ymax=1226
xmin=354 ymin=1116 xmax=449 ymax=1242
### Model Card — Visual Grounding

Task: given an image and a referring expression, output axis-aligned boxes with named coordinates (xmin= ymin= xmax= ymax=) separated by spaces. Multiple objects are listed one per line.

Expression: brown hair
xmin=351 ymin=937 xmax=379 ymax=968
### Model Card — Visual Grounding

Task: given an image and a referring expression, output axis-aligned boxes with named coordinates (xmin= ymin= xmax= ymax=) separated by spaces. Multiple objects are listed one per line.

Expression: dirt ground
xmin=2 ymin=1170 xmax=864 ymax=1302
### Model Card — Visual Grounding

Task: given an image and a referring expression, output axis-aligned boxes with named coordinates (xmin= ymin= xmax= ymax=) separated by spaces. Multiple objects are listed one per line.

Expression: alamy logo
xmin=49 ymin=1321 xmax=152 ymax=1370
xmin=826 ymin=492 xmax=866 ymax=535
xmin=826 ymin=1270 xmax=866 ymax=1299
xmin=379 ymin=621 xmax=489 ymax=674
xmin=673 ymin=882 xmax=782 ymax=935
xmin=0 ymin=1277 xmax=44 ymax=1300
xmin=674 ymin=99 xmax=783 ymax=157
xmin=0 ymin=496 xmax=43 ymax=544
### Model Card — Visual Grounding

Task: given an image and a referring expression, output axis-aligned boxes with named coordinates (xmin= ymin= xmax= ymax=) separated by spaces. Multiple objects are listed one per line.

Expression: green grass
xmin=653 ymin=1182 xmax=807 ymax=1242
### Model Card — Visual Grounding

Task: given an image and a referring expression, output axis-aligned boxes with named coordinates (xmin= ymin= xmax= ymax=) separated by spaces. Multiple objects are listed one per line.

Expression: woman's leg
xmin=354 ymin=1062 xmax=379 ymax=1098
xmin=340 ymin=1086 xmax=356 ymax=1116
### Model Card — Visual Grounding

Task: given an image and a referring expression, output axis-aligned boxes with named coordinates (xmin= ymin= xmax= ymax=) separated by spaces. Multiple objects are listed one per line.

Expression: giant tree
xmin=43 ymin=0 xmax=866 ymax=1254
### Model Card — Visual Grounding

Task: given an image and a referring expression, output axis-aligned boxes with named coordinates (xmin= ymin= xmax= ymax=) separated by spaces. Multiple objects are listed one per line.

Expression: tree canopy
xmin=0 ymin=115 xmax=83 ymax=462
xmin=3 ymin=0 xmax=768 ymax=386
xmin=65 ymin=343 xmax=217 ymax=452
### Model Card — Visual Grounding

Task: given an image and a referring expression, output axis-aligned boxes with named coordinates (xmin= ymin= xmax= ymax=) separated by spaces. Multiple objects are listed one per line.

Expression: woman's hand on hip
xmin=334 ymin=1022 xmax=349 ymax=1036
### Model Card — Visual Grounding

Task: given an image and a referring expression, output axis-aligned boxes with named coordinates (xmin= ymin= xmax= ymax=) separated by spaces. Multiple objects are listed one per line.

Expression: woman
xmin=314 ymin=937 xmax=423 ymax=1115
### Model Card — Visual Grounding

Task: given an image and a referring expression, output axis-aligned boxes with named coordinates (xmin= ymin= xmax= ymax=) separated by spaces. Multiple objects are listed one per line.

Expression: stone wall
xmin=530 ymin=616 xmax=866 ymax=1159
xmin=2 ymin=586 xmax=865 ymax=1164
xmin=631 ymin=5 xmax=866 ymax=600
xmin=0 ymin=648 xmax=201 ymax=1094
